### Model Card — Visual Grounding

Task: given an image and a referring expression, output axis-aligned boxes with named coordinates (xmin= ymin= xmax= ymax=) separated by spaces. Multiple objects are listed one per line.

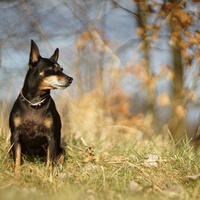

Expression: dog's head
xmin=28 ymin=40 xmax=73 ymax=91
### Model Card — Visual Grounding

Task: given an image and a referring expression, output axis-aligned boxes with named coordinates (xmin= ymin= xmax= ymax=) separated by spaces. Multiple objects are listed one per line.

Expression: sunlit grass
xmin=0 ymin=97 xmax=200 ymax=200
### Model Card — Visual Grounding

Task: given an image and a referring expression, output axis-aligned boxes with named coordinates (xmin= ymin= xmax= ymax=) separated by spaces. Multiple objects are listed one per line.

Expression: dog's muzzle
xmin=43 ymin=75 xmax=73 ymax=90
xmin=53 ymin=75 xmax=73 ymax=89
xmin=66 ymin=75 xmax=73 ymax=86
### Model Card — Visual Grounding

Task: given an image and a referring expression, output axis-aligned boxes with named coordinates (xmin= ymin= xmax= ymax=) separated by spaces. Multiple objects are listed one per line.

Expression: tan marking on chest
xmin=39 ymin=71 xmax=44 ymax=76
xmin=14 ymin=116 xmax=21 ymax=127
xmin=44 ymin=118 xmax=53 ymax=129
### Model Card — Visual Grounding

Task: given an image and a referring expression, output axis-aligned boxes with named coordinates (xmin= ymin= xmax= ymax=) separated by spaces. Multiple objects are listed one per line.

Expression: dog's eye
xmin=49 ymin=66 xmax=54 ymax=70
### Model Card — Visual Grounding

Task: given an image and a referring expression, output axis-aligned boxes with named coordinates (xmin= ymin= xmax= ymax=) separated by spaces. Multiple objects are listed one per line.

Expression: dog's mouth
xmin=40 ymin=75 xmax=73 ymax=90
xmin=51 ymin=83 xmax=70 ymax=90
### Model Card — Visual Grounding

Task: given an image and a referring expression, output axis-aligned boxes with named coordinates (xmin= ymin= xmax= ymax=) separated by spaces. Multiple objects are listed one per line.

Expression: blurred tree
xmin=167 ymin=0 xmax=196 ymax=142
xmin=111 ymin=0 xmax=159 ymax=132
xmin=135 ymin=0 xmax=158 ymax=132
xmin=2 ymin=0 xmax=200 ymax=143
xmin=111 ymin=0 xmax=200 ymax=142
xmin=168 ymin=0 xmax=186 ymax=141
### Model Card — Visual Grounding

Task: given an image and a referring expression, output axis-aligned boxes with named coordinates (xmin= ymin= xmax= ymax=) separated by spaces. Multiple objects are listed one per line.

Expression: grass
xmin=0 ymin=98 xmax=200 ymax=200
xmin=0 ymin=126 xmax=200 ymax=200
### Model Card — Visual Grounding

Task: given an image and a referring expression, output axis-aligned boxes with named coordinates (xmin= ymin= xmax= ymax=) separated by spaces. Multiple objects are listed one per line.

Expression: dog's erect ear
xmin=50 ymin=48 xmax=59 ymax=62
xmin=29 ymin=40 xmax=40 ymax=66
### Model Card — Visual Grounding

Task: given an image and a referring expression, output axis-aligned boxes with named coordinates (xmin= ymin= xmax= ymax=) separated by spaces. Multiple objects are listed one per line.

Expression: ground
xmin=0 ymin=128 xmax=199 ymax=200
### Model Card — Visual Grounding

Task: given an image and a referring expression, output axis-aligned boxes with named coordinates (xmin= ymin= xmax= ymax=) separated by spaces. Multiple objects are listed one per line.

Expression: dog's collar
xmin=20 ymin=90 xmax=47 ymax=108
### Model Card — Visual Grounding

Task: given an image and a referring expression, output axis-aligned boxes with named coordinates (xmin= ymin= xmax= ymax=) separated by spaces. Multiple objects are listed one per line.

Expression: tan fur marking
xmin=39 ymin=71 xmax=44 ymax=76
xmin=14 ymin=143 xmax=21 ymax=172
xmin=14 ymin=117 xmax=21 ymax=127
xmin=39 ymin=79 xmax=53 ymax=90
xmin=57 ymin=75 xmax=65 ymax=80
xmin=46 ymin=146 xmax=50 ymax=168
xmin=44 ymin=76 xmax=59 ymax=83
xmin=39 ymin=76 xmax=60 ymax=90
xmin=44 ymin=118 xmax=52 ymax=129
xmin=46 ymin=146 xmax=53 ymax=174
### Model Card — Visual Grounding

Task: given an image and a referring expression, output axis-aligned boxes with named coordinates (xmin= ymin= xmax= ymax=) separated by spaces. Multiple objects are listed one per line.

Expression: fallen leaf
xmin=84 ymin=146 xmax=95 ymax=163
xmin=86 ymin=189 xmax=96 ymax=196
xmin=129 ymin=180 xmax=142 ymax=192
xmin=186 ymin=173 xmax=200 ymax=180
xmin=162 ymin=185 xmax=185 ymax=198
xmin=82 ymin=163 xmax=101 ymax=173
xmin=113 ymin=156 xmax=124 ymax=163
xmin=144 ymin=153 xmax=159 ymax=167
xmin=57 ymin=172 xmax=67 ymax=180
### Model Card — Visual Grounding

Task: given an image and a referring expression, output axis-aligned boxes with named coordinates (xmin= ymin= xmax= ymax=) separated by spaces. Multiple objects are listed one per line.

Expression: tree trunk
xmin=169 ymin=3 xmax=185 ymax=142
xmin=136 ymin=2 xmax=158 ymax=133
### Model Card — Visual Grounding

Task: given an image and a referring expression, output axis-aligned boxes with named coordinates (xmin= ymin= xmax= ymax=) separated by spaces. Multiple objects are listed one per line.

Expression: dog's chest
xmin=14 ymin=109 xmax=52 ymax=138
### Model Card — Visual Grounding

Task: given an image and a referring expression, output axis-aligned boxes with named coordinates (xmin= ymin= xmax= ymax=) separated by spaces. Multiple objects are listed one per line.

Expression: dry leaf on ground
xmin=82 ymin=163 xmax=101 ymax=173
xmin=129 ymin=180 xmax=142 ymax=192
xmin=186 ymin=173 xmax=200 ymax=180
xmin=144 ymin=153 xmax=159 ymax=167
xmin=162 ymin=185 xmax=185 ymax=198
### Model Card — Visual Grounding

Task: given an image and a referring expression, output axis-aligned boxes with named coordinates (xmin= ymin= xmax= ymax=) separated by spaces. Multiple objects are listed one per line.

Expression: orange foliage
xmin=188 ymin=91 xmax=198 ymax=102
xmin=76 ymin=30 xmax=91 ymax=50
xmin=105 ymin=86 xmax=153 ymax=135
xmin=166 ymin=65 xmax=174 ymax=81
xmin=172 ymin=9 xmax=193 ymax=28
xmin=157 ymin=93 xmax=171 ymax=107
xmin=176 ymin=105 xmax=186 ymax=119
xmin=169 ymin=31 xmax=181 ymax=47
xmin=181 ymin=89 xmax=198 ymax=102
xmin=130 ymin=114 xmax=148 ymax=131
xmin=179 ymin=39 xmax=188 ymax=56
xmin=160 ymin=65 xmax=174 ymax=81
xmin=75 ymin=1 xmax=200 ymax=138
xmin=149 ymin=76 xmax=159 ymax=90
xmin=136 ymin=27 xmax=144 ymax=37
xmin=163 ymin=2 xmax=177 ymax=15
xmin=76 ymin=29 xmax=108 ymax=53
xmin=107 ymin=88 xmax=132 ymax=121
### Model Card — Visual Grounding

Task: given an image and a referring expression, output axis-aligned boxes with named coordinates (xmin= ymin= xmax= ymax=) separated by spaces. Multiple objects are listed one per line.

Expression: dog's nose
xmin=67 ymin=76 xmax=73 ymax=83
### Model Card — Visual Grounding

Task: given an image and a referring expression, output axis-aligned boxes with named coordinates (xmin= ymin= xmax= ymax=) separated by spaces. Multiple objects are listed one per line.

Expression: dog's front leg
xmin=11 ymin=133 xmax=21 ymax=173
xmin=46 ymin=138 xmax=57 ymax=172
xmin=15 ymin=143 xmax=21 ymax=172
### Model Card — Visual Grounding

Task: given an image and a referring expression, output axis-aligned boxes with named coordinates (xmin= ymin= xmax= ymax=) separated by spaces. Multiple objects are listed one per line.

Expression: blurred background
xmin=1 ymin=0 xmax=200 ymax=144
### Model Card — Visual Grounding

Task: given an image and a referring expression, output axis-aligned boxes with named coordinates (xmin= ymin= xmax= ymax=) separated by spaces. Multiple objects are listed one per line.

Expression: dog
xmin=9 ymin=40 xmax=73 ymax=172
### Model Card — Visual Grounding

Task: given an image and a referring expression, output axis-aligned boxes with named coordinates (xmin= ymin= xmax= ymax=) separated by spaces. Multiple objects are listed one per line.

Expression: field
xmin=2 ymin=0 xmax=200 ymax=199
xmin=0 ymin=96 xmax=200 ymax=200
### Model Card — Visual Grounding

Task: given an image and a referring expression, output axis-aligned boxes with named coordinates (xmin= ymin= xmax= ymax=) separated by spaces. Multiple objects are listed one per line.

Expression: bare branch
xmin=20 ymin=0 xmax=75 ymax=72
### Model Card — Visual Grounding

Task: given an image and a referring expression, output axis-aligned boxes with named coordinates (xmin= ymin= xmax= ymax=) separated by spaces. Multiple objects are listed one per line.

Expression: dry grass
xmin=0 ymin=93 xmax=200 ymax=200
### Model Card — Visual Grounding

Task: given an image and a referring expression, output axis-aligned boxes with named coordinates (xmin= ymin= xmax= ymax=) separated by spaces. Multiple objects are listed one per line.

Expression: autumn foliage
xmin=70 ymin=0 xmax=200 ymax=144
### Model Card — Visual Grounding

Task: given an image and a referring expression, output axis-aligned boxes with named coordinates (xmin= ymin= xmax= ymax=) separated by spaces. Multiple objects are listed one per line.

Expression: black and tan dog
xmin=9 ymin=40 xmax=73 ymax=172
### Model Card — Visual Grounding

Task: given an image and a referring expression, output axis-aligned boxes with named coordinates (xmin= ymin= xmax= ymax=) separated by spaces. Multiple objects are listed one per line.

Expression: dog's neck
xmin=21 ymin=72 xmax=51 ymax=107
xmin=21 ymin=83 xmax=51 ymax=108
xmin=20 ymin=90 xmax=48 ymax=108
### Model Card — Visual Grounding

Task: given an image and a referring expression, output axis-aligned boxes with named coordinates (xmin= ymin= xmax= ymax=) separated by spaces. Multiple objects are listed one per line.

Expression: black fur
xmin=9 ymin=40 xmax=73 ymax=171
